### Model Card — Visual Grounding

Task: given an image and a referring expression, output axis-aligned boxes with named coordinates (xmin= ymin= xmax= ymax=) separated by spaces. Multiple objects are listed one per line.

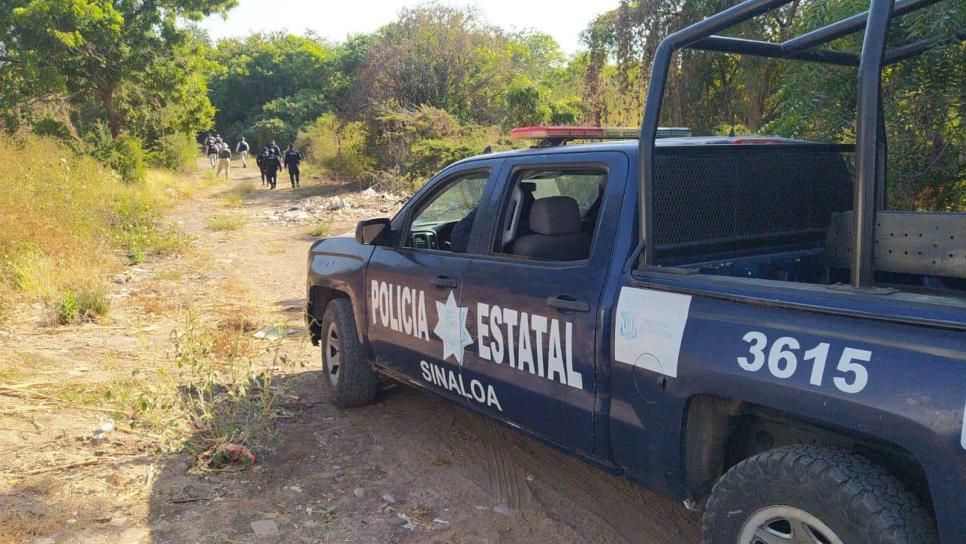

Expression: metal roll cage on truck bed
xmin=637 ymin=0 xmax=966 ymax=287
xmin=307 ymin=1 xmax=965 ymax=542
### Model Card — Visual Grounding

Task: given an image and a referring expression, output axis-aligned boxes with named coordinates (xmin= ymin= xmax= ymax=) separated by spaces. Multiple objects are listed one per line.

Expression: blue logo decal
xmin=619 ymin=311 xmax=637 ymax=340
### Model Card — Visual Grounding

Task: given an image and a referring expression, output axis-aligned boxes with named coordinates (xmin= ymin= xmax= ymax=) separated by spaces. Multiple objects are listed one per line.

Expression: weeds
xmin=0 ymin=134 xmax=202 ymax=320
xmin=222 ymin=181 xmax=255 ymax=207
xmin=54 ymin=288 xmax=111 ymax=325
xmin=207 ymin=214 xmax=246 ymax=231
xmin=55 ymin=286 xmax=110 ymax=324
xmin=169 ymin=308 xmax=304 ymax=456
xmin=306 ymin=220 xmax=331 ymax=237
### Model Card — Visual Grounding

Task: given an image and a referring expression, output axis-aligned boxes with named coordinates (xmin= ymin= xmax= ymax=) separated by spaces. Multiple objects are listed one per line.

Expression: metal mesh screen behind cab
xmin=653 ymin=147 xmax=854 ymax=253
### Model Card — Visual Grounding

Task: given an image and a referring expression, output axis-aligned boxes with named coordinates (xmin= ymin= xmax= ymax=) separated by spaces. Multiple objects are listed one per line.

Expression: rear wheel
xmin=319 ymin=298 xmax=379 ymax=408
xmin=702 ymin=445 xmax=937 ymax=544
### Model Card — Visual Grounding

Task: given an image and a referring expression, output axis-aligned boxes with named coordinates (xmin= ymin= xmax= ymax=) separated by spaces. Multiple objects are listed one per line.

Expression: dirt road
xmin=1 ymin=164 xmax=700 ymax=543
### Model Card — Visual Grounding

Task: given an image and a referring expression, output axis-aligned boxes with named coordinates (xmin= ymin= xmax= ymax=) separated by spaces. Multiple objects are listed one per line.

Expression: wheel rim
xmin=738 ymin=505 xmax=844 ymax=544
xmin=324 ymin=322 xmax=341 ymax=387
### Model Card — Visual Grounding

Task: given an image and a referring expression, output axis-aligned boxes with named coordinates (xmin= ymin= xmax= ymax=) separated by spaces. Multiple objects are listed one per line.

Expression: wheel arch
xmin=682 ymin=394 xmax=936 ymax=516
xmin=307 ymin=285 xmax=350 ymax=345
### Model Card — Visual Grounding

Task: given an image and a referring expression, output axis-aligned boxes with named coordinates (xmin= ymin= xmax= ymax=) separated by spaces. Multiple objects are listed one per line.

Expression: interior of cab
xmin=495 ymin=168 xmax=607 ymax=262
xmin=405 ymin=171 xmax=488 ymax=252
xmin=405 ymin=167 xmax=609 ymax=263
xmin=652 ymin=146 xmax=966 ymax=296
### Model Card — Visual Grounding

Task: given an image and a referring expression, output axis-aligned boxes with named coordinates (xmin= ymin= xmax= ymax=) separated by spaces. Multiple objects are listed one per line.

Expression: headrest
xmin=529 ymin=196 xmax=581 ymax=236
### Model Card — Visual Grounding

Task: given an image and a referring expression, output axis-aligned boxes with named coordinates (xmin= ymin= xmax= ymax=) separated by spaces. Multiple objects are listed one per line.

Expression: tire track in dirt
xmin=451 ymin=410 xmax=701 ymax=543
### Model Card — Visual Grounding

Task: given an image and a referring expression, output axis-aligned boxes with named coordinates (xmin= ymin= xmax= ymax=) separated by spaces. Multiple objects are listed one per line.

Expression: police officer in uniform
xmin=235 ymin=137 xmax=250 ymax=168
xmin=261 ymin=149 xmax=282 ymax=190
xmin=284 ymin=144 xmax=304 ymax=189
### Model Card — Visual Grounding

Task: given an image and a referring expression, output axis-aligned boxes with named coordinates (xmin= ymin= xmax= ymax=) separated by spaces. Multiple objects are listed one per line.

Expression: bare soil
xmin=0 ymin=163 xmax=700 ymax=543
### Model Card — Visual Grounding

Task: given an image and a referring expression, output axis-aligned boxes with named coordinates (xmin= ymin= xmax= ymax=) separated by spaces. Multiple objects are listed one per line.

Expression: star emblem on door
xmin=433 ymin=290 xmax=473 ymax=365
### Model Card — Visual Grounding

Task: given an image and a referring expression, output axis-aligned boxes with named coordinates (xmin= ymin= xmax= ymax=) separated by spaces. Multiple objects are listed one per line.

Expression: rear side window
xmin=494 ymin=167 xmax=609 ymax=262
xmin=526 ymin=170 xmax=606 ymax=217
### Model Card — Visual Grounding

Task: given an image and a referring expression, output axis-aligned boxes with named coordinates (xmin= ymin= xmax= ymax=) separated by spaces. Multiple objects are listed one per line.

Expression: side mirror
xmin=355 ymin=218 xmax=392 ymax=245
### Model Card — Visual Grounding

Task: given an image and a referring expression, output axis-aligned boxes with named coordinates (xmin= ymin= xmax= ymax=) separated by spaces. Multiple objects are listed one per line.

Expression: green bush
xmin=31 ymin=116 xmax=77 ymax=146
xmin=301 ymin=105 xmax=496 ymax=191
xmin=56 ymin=286 xmax=110 ymax=324
xmin=108 ymin=135 xmax=148 ymax=184
xmin=549 ymin=98 xmax=582 ymax=125
xmin=505 ymin=77 xmax=550 ymax=129
xmin=366 ymin=103 xmax=462 ymax=174
xmin=86 ymin=124 xmax=148 ymax=184
xmin=299 ymin=113 xmax=374 ymax=181
xmin=150 ymin=133 xmax=200 ymax=173
xmin=57 ymin=290 xmax=78 ymax=324
xmin=408 ymin=139 xmax=477 ymax=184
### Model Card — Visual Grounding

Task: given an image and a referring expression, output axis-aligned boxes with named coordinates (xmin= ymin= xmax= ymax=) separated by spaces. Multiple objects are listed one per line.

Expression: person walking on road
xmin=206 ymin=138 xmax=218 ymax=169
xmin=216 ymin=142 xmax=232 ymax=179
xmin=262 ymin=150 xmax=282 ymax=190
xmin=284 ymin=144 xmax=304 ymax=189
xmin=256 ymin=147 xmax=269 ymax=185
xmin=235 ymin=137 xmax=250 ymax=168
xmin=269 ymin=139 xmax=282 ymax=160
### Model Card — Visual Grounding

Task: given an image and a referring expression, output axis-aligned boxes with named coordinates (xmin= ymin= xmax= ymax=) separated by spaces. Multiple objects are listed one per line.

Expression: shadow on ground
xmin=145 ymin=363 xmax=700 ymax=543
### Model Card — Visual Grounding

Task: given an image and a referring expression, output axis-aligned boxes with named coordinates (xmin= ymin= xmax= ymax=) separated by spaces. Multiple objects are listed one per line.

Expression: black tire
xmin=702 ymin=445 xmax=937 ymax=544
xmin=319 ymin=298 xmax=379 ymax=408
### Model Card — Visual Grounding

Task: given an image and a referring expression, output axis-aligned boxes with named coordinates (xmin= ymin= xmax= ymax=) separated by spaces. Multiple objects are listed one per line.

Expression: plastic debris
xmin=91 ymin=419 xmax=114 ymax=443
xmin=209 ymin=443 xmax=256 ymax=468
xmin=252 ymin=326 xmax=302 ymax=340
xmin=250 ymin=519 xmax=278 ymax=536
xmin=397 ymin=512 xmax=417 ymax=530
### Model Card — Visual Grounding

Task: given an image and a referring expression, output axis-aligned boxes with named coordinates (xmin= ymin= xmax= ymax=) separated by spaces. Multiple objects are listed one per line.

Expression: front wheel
xmin=702 ymin=445 xmax=937 ymax=544
xmin=319 ymin=298 xmax=379 ymax=408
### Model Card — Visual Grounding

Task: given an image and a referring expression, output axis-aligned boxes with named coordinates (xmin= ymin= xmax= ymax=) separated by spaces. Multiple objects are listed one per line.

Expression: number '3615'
xmin=738 ymin=331 xmax=871 ymax=394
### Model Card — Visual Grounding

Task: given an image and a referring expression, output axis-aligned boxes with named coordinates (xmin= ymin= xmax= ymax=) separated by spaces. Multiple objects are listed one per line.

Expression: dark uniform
xmin=256 ymin=148 xmax=269 ymax=185
xmin=262 ymin=153 xmax=282 ymax=190
xmin=284 ymin=146 xmax=304 ymax=188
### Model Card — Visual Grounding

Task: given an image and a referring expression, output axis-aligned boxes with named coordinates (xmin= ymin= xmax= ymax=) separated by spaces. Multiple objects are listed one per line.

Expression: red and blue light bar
xmin=510 ymin=126 xmax=693 ymax=141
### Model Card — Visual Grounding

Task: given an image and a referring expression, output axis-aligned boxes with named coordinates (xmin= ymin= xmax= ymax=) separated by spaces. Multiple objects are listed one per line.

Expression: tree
xmin=505 ymin=76 xmax=550 ymax=129
xmin=205 ymin=33 xmax=342 ymax=148
xmin=507 ymin=30 xmax=565 ymax=82
xmin=767 ymin=0 xmax=965 ymax=210
xmin=1 ymin=0 xmax=235 ymax=138
xmin=578 ymin=0 xmax=800 ymax=131
xmin=351 ymin=4 xmax=515 ymax=125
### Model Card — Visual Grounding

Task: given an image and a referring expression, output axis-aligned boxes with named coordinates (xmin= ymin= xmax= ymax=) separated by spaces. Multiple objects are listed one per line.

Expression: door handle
xmin=547 ymin=295 xmax=590 ymax=313
xmin=430 ymin=275 xmax=459 ymax=289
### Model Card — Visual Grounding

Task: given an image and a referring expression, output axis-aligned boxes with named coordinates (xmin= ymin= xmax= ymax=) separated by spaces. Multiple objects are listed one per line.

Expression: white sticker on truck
xmin=961 ymin=398 xmax=966 ymax=450
xmin=614 ymin=287 xmax=692 ymax=378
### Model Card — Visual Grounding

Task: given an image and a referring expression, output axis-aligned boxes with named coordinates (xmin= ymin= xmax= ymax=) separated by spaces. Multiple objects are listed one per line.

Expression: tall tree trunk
xmin=98 ymin=83 xmax=122 ymax=138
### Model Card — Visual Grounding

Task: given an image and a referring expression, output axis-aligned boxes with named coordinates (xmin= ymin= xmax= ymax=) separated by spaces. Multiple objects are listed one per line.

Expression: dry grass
xmin=0 ymin=308 xmax=307 ymax=457
xmin=305 ymin=220 xmax=331 ymax=237
xmin=221 ymin=181 xmax=256 ymax=207
xmin=206 ymin=214 xmax=246 ymax=231
xmin=0 ymin=134 xmax=206 ymax=320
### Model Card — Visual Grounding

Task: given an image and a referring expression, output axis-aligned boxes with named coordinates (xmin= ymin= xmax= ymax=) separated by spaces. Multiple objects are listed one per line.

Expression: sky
xmin=197 ymin=0 xmax=616 ymax=55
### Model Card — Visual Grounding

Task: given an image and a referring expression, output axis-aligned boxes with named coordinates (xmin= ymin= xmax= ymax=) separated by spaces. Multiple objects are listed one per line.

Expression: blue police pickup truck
xmin=306 ymin=1 xmax=965 ymax=542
